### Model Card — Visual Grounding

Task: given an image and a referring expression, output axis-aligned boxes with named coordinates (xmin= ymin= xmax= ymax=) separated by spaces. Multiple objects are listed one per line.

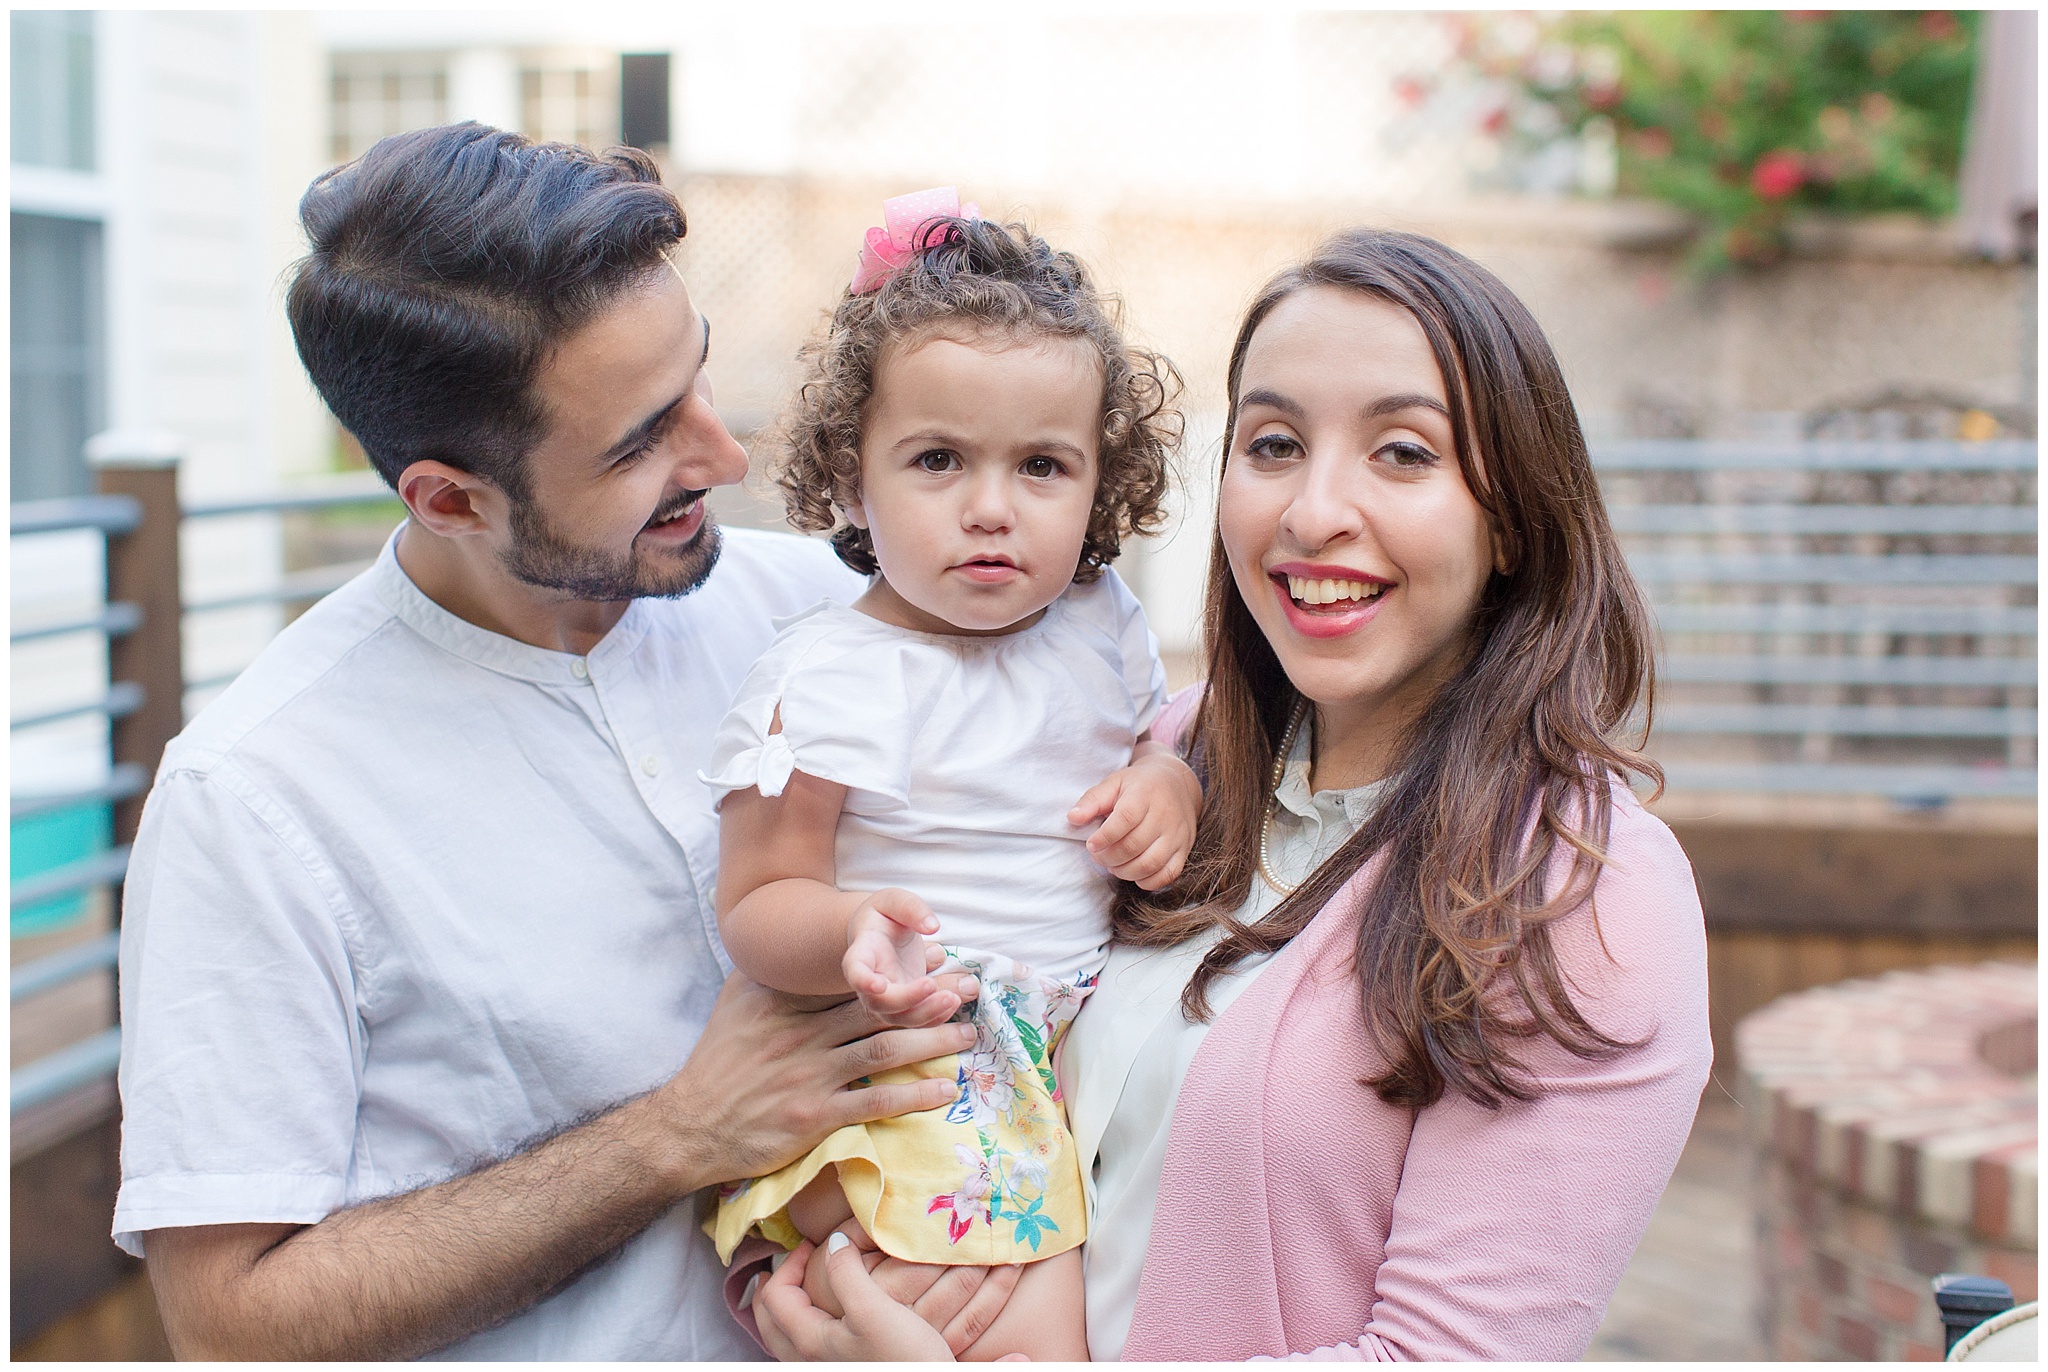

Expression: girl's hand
xmin=1069 ymin=744 xmax=1202 ymax=891
xmin=756 ymin=1233 xmax=963 ymax=1362
xmin=844 ymin=889 xmax=965 ymax=1028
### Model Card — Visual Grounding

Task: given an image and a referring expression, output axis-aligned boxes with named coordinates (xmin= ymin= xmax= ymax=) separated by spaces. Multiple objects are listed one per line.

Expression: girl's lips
xmin=954 ymin=560 xmax=1023 ymax=584
xmin=1269 ymin=571 xmax=1388 ymax=639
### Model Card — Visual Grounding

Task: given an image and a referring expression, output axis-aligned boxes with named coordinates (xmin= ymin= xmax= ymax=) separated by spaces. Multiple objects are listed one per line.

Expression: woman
xmin=753 ymin=229 xmax=1711 ymax=1361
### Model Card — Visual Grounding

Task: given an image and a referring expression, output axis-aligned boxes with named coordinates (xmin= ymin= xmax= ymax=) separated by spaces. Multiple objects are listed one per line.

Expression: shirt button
xmin=641 ymin=754 xmax=660 ymax=777
xmin=571 ymin=660 xmax=589 ymax=680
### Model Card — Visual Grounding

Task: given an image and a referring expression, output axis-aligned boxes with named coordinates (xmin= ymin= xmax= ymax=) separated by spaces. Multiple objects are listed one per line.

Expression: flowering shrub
xmin=1419 ymin=11 xmax=1980 ymax=270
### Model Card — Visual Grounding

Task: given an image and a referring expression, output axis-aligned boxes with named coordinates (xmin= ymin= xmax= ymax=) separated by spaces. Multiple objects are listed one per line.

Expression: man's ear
xmin=398 ymin=461 xmax=506 ymax=540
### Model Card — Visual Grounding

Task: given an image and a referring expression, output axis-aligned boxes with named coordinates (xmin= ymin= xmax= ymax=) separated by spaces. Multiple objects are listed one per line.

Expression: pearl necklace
xmin=1256 ymin=702 xmax=1310 ymax=896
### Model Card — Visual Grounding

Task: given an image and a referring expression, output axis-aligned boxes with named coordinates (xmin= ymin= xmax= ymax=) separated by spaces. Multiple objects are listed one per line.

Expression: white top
xmin=1065 ymin=721 xmax=1389 ymax=1361
xmin=700 ymin=569 xmax=1167 ymax=981
xmin=113 ymin=526 xmax=862 ymax=1361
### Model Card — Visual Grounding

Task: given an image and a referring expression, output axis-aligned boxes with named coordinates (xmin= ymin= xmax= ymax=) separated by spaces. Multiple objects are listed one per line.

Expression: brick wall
xmin=1739 ymin=962 xmax=2036 ymax=1360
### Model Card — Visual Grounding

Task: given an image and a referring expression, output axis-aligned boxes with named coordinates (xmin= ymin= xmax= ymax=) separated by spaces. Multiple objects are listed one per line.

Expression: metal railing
xmin=10 ymin=440 xmax=399 ymax=1117
xmin=1595 ymin=438 xmax=2036 ymax=800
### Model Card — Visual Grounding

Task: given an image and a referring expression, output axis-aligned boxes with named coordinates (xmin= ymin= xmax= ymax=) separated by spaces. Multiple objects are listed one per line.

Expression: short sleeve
xmin=697 ymin=612 xmax=920 ymax=810
xmin=114 ymin=767 xmax=365 ymax=1256
xmin=1100 ymin=569 xmax=1169 ymax=733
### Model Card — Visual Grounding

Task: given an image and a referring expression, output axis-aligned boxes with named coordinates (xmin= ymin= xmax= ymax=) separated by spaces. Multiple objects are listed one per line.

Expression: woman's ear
xmin=1489 ymin=521 xmax=1518 ymax=577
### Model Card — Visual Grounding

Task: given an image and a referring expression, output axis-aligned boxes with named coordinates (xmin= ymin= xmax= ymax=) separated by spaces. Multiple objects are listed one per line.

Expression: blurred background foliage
xmin=1423 ymin=10 xmax=1981 ymax=271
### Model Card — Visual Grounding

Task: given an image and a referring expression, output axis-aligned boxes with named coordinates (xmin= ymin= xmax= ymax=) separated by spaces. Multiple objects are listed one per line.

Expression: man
xmin=114 ymin=124 xmax=992 ymax=1359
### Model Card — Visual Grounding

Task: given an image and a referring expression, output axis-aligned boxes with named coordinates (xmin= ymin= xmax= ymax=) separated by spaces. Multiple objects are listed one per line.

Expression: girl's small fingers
xmin=1087 ymin=805 xmax=1143 ymax=857
xmin=1067 ymin=775 xmax=1121 ymax=826
xmin=1129 ymin=836 xmax=1187 ymax=891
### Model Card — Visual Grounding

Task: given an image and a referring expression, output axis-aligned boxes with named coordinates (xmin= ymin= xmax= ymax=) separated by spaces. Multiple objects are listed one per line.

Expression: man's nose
xmin=674 ymin=396 xmax=750 ymax=491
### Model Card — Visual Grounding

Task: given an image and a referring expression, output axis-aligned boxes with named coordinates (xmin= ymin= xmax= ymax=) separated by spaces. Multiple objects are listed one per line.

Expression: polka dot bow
xmin=851 ymin=186 xmax=983 ymax=294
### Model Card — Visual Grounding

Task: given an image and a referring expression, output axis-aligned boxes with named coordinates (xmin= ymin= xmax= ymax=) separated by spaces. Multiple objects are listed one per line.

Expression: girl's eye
xmin=1022 ymin=456 xmax=1063 ymax=479
xmin=915 ymin=450 xmax=960 ymax=473
xmin=1377 ymin=441 xmax=1440 ymax=469
xmin=1246 ymin=432 xmax=1303 ymax=464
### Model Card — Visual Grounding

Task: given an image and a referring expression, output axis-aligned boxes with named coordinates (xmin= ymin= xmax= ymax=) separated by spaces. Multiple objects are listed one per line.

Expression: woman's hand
xmin=843 ymin=889 xmax=964 ymax=1028
xmin=757 ymin=1233 xmax=986 ymax=1362
xmin=1070 ymin=737 xmax=1202 ymax=891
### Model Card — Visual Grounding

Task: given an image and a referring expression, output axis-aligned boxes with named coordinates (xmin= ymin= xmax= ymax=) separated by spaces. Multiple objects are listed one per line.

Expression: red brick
xmin=1904 ymin=1339 xmax=1943 ymax=1361
xmin=1816 ymin=1251 xmax=1850 ymax=1296
xmin=1867 ymin=1273 xmax=1921 ymax=1325
xmin=1972 ymin=1152 xmax=2010 ymax=1241
xmin=1901 ymin=1229 xmax=1959 ymax=1277
xmin=1837 ymin=1314 xmax=1880 ymax=1361
xmin=1797 ymin=1287 xmax=1825 ymax=1335
xmin=1841 ymin=1204 xmax=1897 ymax=1262
xmin=1983 ymin=1248 xmax=2038 ymax=1303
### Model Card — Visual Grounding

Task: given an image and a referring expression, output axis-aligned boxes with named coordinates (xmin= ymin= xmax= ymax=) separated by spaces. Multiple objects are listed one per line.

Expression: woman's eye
xmin=1246 ymin=433 xmax=1303 ymax=463
xmin=1377 ymin=441 xmax=1440 ymax=469
xmin=1022 ymin=456 xmax=1063 ymax=479
xmin=914 ymin=450 xmax=960 ymax=473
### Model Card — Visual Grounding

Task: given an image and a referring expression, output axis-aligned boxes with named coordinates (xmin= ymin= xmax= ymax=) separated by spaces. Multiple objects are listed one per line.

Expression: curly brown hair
xmin=775 ymin=216 xmax=1181 ymax=581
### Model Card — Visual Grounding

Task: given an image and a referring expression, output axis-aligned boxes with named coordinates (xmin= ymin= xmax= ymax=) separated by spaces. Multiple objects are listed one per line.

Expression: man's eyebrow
xmin=595 ymin=314 xmax=711 ymax=464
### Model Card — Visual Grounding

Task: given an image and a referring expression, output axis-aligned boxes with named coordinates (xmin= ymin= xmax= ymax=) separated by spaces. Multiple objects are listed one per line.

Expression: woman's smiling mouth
xmin=1268 ymin=564 xmax=1392 ymax=637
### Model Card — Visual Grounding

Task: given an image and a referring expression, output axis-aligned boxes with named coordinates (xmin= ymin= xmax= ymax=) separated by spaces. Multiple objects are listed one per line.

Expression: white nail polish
xmin=827 ymin=1231 xmax=852 ymax=1254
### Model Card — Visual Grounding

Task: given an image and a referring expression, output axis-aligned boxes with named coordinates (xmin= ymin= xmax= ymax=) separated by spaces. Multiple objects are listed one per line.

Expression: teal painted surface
xmin=11 ymin=802 xmax=110 ymax=936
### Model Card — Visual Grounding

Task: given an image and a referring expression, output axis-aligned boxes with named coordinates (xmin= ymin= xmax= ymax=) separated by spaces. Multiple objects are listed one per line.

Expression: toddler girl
xmin=701 ymin=189 xmax=1195 ymax=1360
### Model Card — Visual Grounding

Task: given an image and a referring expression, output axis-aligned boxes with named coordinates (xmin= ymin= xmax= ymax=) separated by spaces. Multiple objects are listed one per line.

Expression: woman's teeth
xmin=1287 ymin=575 xmax=1385 ymax=607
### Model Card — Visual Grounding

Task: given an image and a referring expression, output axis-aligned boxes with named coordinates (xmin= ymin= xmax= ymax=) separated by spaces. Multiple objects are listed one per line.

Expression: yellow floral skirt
xmin=711 ymin=948 xmax=1095 ymax=1267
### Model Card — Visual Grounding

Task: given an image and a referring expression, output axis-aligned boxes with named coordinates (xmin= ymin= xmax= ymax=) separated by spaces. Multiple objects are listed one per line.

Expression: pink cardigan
xmin=1118 ymin=702 xmax=1712 ymax=1360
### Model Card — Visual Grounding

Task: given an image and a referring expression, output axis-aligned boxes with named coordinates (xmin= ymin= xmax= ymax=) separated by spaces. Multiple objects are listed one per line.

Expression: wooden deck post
xmin=86 ymin=432 xmax=184 ymax=847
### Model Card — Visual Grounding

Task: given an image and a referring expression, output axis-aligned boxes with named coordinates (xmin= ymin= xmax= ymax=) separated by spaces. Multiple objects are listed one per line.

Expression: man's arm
xmin=145 ymin=976 xmax=977 ymax=1360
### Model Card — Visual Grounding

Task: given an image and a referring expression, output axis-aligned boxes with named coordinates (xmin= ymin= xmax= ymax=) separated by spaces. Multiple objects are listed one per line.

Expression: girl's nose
xmin=961 ymin=472 xmax=1016 ymax=532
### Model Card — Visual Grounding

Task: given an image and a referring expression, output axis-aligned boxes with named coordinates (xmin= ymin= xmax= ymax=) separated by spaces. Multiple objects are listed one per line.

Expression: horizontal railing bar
xmin=11 ymin=1026 xmax=121 ymax=1115
xmin=1648 ymin=604 xmax=2038 ymax=635
xmin=9 ymin=494 xmax=143 ymax=537
xmin=10 ymin=764 xmax=149 ymax=821
xmin=12 ymin=932 xmax=119 ymax=1001
xmin=1591 ymin=439 xmax=2037 ymax=472
xmin=10 ymin=681 xmax=144 ymax=732
xmin=1610 ymin=505 xmax=2037 ymax=535
xmin=1653 ymin=705 xmax=2035 ymax=737
xmin=1656 ymin=762 xmax=2036 ymax=797
xmin=1627 ymin=553 xmax=2035 ymax=585
xmin=11 ymin=846 xmax=131 ymax=911
xmin=1661 ymin=654 xmax=2036 ymax=687
xmin=9 ymin=601 xmax=143 ymax=644
xmin=183 ymin=560 xmax=372 ymax=615
xmin=183 ymin=481 xmax=401 ymax=520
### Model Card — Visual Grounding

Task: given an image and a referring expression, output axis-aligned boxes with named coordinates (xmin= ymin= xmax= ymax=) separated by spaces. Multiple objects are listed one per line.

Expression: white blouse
xmin=1064 ymin=721 xmax=1389 ymax=1361
xmin=699 ymin=569 xmax=1167 ymax=980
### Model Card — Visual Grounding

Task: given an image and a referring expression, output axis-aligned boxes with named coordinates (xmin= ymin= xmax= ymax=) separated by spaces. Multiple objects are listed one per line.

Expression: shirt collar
xmin=370 ymin=524 xmax=651 ymax=686
xmin=1273 ymin=714 xmax=1392 ymax=823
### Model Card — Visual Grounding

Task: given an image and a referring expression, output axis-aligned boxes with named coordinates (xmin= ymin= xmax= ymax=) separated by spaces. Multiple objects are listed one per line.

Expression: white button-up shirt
xmin=113 ymin=525 xmax=860 ymax=1360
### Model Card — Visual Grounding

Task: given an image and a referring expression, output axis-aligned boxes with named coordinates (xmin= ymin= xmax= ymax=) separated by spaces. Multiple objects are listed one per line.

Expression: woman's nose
xmin=1278 ymin=454 xmax=1366 ymax=553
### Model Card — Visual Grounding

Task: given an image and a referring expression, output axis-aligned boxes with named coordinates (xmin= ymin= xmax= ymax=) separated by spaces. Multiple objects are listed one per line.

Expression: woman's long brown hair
xmin=1112 ymin=230 xmax=1662 ymax=1110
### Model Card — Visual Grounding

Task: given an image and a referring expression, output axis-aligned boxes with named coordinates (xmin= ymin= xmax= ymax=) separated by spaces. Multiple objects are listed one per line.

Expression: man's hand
xmin=648 ymin=973 xmax=978 ymax=1187
xmin=842 ymin=888 xmax=964 ymax=1029
xmin=1068 ymin=737 xmax=1202 ymax=891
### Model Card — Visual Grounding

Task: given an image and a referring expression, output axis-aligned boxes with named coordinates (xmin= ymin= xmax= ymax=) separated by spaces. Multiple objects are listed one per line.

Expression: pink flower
xmin=1750 ymin=150 xmax=1805 ymax=200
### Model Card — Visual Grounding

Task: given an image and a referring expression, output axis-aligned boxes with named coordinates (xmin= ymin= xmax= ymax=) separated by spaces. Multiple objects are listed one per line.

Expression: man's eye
xmin=1022 ymin=456 xmax=1062 ymax=479
xmin=1246 ymin=433 xmax=1302 ymax=463
xmin=915 ymin=450 xmax=960 ymax=473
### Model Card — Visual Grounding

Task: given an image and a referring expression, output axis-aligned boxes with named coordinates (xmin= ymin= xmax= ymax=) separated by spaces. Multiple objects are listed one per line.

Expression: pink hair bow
xmin=851 ymin=186 xmax=982 ymax=293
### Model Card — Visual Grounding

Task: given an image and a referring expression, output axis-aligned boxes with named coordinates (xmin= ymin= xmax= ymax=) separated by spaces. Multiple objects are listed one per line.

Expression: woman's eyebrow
xmin=1365 ymin=392 xmax=1450 ymax=419
xmin=1238 ymin=387 xmax=1305 ymax=420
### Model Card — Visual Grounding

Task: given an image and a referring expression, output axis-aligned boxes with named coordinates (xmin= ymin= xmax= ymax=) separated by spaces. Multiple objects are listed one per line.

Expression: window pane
xmin=10 ymin=213 xmax=105 ymax=501
xmin=10 ymin=11 xmax=95 ymax=172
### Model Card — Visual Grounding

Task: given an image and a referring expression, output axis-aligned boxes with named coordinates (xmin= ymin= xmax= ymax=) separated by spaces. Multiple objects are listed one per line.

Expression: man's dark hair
xmin=287 ymin=122 xmax=687 ymax=493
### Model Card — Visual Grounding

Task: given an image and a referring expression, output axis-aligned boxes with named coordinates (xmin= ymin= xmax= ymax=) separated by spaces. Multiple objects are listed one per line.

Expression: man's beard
xmin=499 ymin=489 xmax=723 ymax=602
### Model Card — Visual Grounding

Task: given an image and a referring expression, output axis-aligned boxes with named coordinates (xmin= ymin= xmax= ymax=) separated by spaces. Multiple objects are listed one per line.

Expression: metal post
xmin=86 ymin=431 xmax=184 ymax=847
